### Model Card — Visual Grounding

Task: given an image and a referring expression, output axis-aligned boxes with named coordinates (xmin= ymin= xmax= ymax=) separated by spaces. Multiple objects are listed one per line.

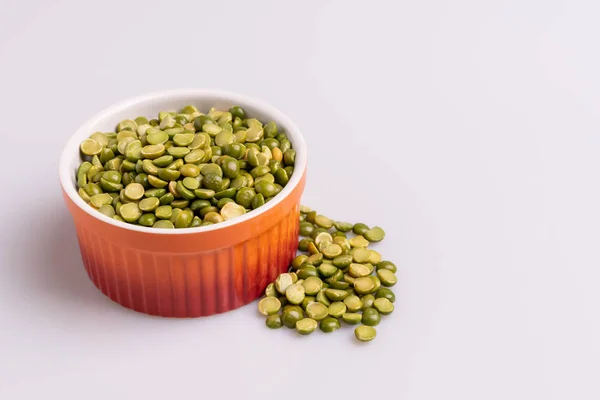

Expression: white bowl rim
xmin=59 ymin=88 xmax=307 ymax=235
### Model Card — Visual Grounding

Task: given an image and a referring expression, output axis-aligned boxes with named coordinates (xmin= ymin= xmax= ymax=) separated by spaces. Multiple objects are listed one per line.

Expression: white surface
xmin=59 ymin=89 xmax=307 ymax=234
xmin=0 ymin=0 xmax=599 ymax=399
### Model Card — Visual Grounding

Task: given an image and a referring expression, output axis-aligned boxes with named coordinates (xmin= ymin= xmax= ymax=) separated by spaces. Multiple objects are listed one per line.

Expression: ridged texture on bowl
xmin=63 ymin=171 xmax=305 ymax=317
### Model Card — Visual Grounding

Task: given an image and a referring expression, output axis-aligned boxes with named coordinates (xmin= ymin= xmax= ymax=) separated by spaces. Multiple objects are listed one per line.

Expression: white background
xmin=0 ymin=0 xmax=599 ymax=399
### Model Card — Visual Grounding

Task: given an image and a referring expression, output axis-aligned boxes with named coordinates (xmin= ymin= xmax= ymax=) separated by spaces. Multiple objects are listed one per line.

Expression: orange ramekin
xmin=59 ymin=89 xmax=307 ymax=317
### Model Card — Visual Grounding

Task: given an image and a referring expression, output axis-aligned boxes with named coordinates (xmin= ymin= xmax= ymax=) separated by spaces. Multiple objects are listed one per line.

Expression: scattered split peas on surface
xmin=77 ymin=105 xmax=297 ymax=228
xmin=259 ymin=206 xmax=395 ymax=343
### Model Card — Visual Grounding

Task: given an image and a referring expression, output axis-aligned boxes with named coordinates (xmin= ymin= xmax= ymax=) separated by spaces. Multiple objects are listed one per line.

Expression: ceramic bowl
xmin=59 ymin=89 xmax=307 ymax=317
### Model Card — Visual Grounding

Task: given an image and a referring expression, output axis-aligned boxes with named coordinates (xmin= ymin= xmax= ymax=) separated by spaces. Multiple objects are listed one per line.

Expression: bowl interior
xmin=59 ymin=89 xmax=307 ymax=234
